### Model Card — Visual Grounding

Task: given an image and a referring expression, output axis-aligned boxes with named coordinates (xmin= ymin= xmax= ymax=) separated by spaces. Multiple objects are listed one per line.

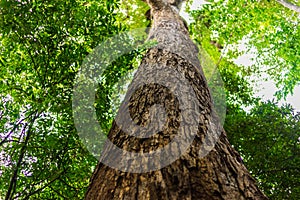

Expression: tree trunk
xmin=85 ymin=0 xmax=268 ymax=199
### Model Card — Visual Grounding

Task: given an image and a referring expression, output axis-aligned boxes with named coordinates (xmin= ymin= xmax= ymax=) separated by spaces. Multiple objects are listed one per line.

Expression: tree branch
xmin=276 ymin=0 xmax=300 ymax=13
xmin=5 ymin=111 xmax=39 ymax=200
xmin=21 ymin=170 xmax=67 ymax=200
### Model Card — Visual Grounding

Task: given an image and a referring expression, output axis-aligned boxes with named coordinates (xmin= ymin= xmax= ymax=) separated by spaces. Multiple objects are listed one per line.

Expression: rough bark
xmin=85 ymin=0 xmax=268 ymax=199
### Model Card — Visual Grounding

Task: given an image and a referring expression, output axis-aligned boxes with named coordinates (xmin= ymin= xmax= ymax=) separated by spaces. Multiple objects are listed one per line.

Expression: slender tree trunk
xmin=276 ymin=0 xmax=300 ymax=13
xmin=85 ymin=0 xmax=268 ymax=199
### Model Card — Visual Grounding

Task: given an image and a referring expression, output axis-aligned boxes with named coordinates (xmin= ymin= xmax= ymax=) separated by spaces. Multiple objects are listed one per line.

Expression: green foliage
xmin=116 ymin=0 xmax=150 ymax=29
xmin=225 ymin=101 xmax=300 ymax=199
xmin=0 ymin=0 xmax=133 ymax=199
xmin=190 ymin=0 xmax=300 ymax=99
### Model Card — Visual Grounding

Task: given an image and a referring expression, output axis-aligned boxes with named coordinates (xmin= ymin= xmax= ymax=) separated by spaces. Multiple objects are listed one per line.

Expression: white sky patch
xmin=229 ymin=36 xmax=258 ymax=67
xmin=255 ymin=79 xmax=277 ymax=100
xmin=280 ymin=85 xmax=300 ymax=111
xmin=234 ymin=54 xmax=255 ymax=67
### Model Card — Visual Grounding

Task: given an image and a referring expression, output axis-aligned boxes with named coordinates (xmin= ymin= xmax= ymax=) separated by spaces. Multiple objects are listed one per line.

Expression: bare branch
xmin=277 ymin=0 xmax=300 ymax=13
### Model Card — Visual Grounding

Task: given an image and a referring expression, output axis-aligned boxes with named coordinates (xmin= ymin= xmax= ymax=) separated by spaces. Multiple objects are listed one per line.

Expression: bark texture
xmin=85 ymin=0 xmax=269 ymax=199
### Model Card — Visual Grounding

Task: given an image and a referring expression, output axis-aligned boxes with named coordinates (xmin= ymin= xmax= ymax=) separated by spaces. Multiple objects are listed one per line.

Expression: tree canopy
xmin=0 ymin=0 xmax=299 ymax=199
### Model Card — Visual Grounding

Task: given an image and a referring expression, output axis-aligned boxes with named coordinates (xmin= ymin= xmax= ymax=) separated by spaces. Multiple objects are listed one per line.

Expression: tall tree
xmin=85 ymin=0 xmax=268 ymax=199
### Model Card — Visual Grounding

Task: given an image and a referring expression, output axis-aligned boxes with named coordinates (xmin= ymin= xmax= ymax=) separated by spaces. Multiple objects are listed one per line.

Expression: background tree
xmin=225 ymin=101 xmax=300 ymax=199
xmin=0 ymin=0 xmax=135 ymax=199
